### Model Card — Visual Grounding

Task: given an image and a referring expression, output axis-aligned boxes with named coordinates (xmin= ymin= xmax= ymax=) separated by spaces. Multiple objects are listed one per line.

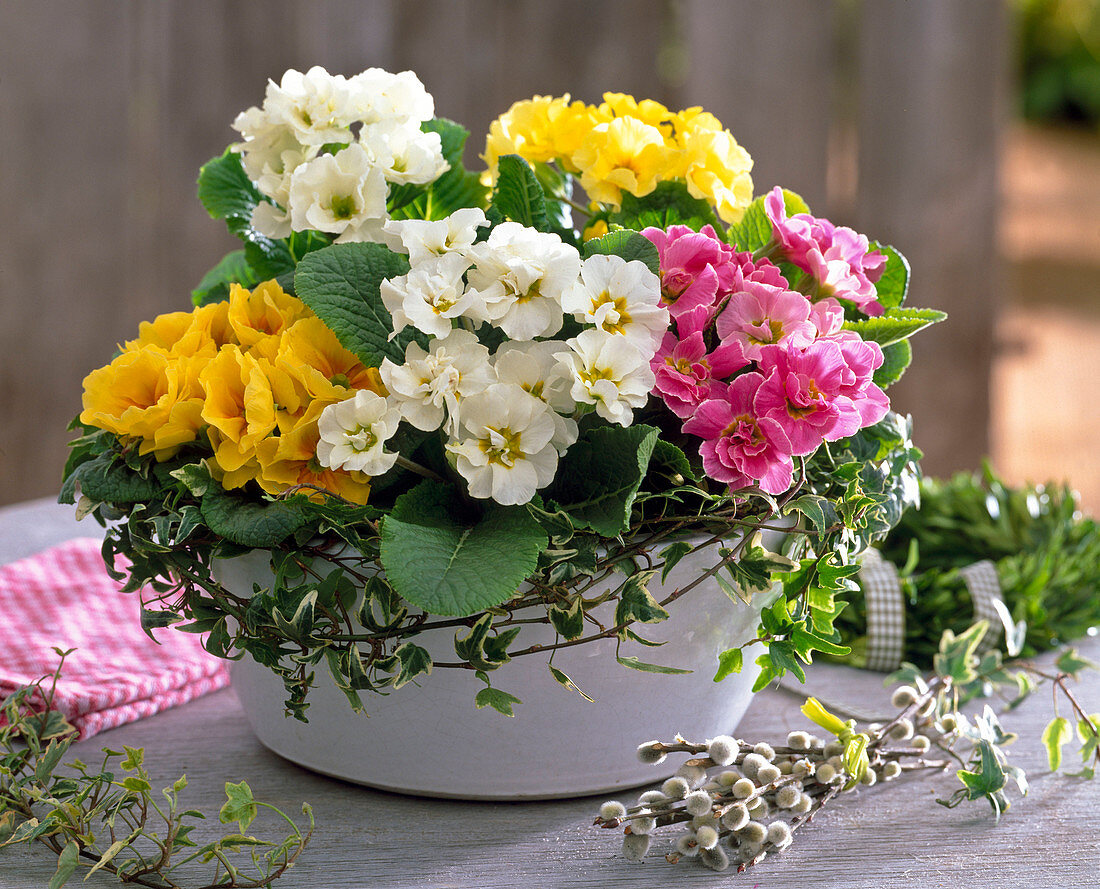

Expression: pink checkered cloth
xmin=0 ymin=537 xmax=230 ymax=739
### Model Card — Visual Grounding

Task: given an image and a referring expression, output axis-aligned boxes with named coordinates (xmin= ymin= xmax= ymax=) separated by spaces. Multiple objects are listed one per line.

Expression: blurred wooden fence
xmin=0 ymin=0 xmax=1007 ymax=506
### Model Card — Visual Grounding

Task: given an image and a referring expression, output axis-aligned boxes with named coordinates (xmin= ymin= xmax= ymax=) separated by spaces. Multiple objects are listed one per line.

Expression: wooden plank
xmin=855 ymin=0 xmax=1008 ymax=477
xmin=680 ymin=0 xmax=836 ymax=212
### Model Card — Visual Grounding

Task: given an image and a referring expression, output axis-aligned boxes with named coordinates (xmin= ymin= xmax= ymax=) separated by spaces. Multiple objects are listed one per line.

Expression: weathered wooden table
xmin=2 ymin=498 xmax=1098 ymax=888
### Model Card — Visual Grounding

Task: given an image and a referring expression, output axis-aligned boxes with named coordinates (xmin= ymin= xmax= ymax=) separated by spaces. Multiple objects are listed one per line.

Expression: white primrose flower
xmin=347 ymin=68 xmax=435 ymax=125
xmin=465 ymin=222 xmax=582 ymax=340
xmin=378 ymin=329 xmax=494 ymax=433
xmin=380 ymin=252 xmax=477 ymax=340
xmin=287 ymin=143 xmax=389 ymax=243
xmin=561 ymin=254 xmax=670 ymax=349
xmin=361 ymin=118 xmax=448 ymax=185
xmin=556 ymin=328 xmax=655 ymax=426
xmin=446 ymin=383 xmax=559 ymax=506
xmin=382 ymin=208 xmax=489 ymax=266
xmin=257 ymin=66 xmax=358 ymax=146
xmin=493 ymin=341 xmax=578 ymax=454
xmin=316 ymin=390 xmax=402 ymax=476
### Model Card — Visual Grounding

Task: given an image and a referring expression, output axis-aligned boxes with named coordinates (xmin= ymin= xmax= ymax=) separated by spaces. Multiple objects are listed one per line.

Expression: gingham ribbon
xmin=858 ymin=548 xmax=906 ymax=672
xmin=958 ymin=559 xmax=1005 ymax=654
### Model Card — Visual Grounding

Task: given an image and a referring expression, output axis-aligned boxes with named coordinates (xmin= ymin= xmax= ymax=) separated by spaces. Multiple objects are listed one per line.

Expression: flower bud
xmin=824 ymin=740 xmax=845 ymax=757
xmin=700 ymin=845 xmax=730 ymax=871
xmin=775 ymin=785 xmax=801 ymax=809
xmin=675 ymin=832 xmax=700 ymax=857
xmin=778 ymin=760 xmax=794 ymax=775
xmin=815 ymin=763 xmax=837 ymax=784
xmin=860 ymin=768 xmax=877 ymax=786
xmin=636 ymin=741 xmax=666 ymax=764
xmin=631 ymin=815 xmax=656 ymax=835
xmin=637 ymin=789 xmax=667 ymax=805
xmin=739 ymin=820 xmax=767 ymax=844
xmin=889 ymin=718 xmax=915 ymax=740
xmin=912 ymin=734 xmax=931 ymax=752
xmin=766 ymin=820 xmax=793 ymax=848
xmin=757 ymin=764 xmax=782 ymax=785
xmin=753 ymin=742 xmax=776 ymax=761
xmin=598 ymin=800 xmax=627 ymax=821
xmin=685 ymin=790 xmax=713 ymax=816
xmin=732 ymin=777 xmax=757 ymax=799
xmin=793 ymin=793 xmax=813 ymax=814
xmin=882 ymin=760 xmax=902 ymax=780
xmin=787 ymin=730 xmax=813 ymax=750
xmin=677 ymin=763 xmax=707 ymax=787
xmin=707 ymin=735 xmax=739 ymax=766
xmin=940 ymin=713 xmax=958 ymax=732
xmin=622 ymin=833 xmax=650 ymax=862
xmin=793 ymin=758 xmax=815 ymax=777
xmin=661 ymin=776 xmax=690 ymax=800
xmin=721 ymin=803 xmax=749 ymax=830
xmin=717 ymin=770 xmax=740 ymax=786
xmin=696 ymin=824 xmax=720 ymax=849
xmin=740 ymin=753 xmax=767 ymax=780
xmin=891 ymin=685 xmax=918 ymax=708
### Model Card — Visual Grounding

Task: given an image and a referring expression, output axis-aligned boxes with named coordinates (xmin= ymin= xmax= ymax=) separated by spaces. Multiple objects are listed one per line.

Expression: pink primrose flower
xmin=715 ymin=280 xmax=817 ymax=360
xmin=727 ymin=250 xmax=788 ymax=294
xmin=822 ymin=331 xmax=891 ymax=427
xmin=754 ymin=341 xmax=864 ymax=456
xmin=682 ymin=373 xmax=794 ymax=495
xmin=642 ymin=224 xmax=736 ymax=320
xmin=763 ymin=186 xmax=886 ymax=316
xmin=650 ymin=329 xmax=748 ymax=419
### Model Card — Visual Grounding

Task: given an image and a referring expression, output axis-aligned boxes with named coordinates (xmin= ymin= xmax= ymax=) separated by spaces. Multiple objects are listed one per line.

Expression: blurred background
xmin=1 ymin=0 xmax=1097 ymax=511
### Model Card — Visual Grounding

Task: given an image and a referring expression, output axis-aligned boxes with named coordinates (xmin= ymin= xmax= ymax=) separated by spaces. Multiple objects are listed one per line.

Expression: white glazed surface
xmin=222 ymin=535 xmax=779 ymax=800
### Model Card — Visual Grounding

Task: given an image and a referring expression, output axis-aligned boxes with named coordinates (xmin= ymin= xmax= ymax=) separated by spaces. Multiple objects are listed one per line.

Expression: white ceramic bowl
xmin=221 ymin=533 xmax=780 ymax=800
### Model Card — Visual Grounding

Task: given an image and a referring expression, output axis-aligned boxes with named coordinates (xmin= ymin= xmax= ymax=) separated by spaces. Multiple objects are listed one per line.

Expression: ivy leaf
xmin=545 ymin=425 xmax=660 ymax=536
xmin=659 ymin=540 xmax=694 ymax=584
xmin=490 ymin=154 xmax=547 ymax=230
xmin=548 ymin=664 xmax=595 ymax=702
xmin=379 ymin=480 xmax=547 ymax=617
xmin=726 ymin=188 xmax=809 ymax=253
xmin=48 ymin=840 xmax=80 ymax=889
xmin=713 ymin=647 xmax=744 ymax=682
xmin=582 ymin=229 xmax=660 ymax=275
xmin=474 ymin=686 xmax=523 ymax=717
xmin=1042 ymin=716 xmax=1073 ymax=771
xmin=391 ymin=643 xmax=433 ymax=689
xmin=548 ymin=596 xmax=586 ymax=640
xmin=219 ymin=781 xmax=258 ymax=833
xmin=614 ymin=571 xmax=669 ymax=629
xmin=616 ymin=655 xmax=692 ymax=675
xmin=294 ymin=242 xmax=420 ymax=367
xmin=843 ymin=307 xmax=948 ymax=347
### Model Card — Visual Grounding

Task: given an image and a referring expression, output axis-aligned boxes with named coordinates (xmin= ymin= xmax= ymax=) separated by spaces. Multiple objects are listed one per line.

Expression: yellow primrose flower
xmin=582 ymin=218 xmax=609 ymax=241
xmin=254 ymin=397 xmax=373 ymax=504
xmin=227 ymin=280 xmax=312 ymax=349
xmin=677 ymin=127 xmax=754 ymax=224
xmin=80 ymin=348 xmax=205 ymax=460
xmin=125 ymin=300 xmax=232 ymax=361
xmin=277 ymin=316 xmax=383 ymax=399
xmin=482 ymin=94 xmax=597 ymax=180
xmin=573 ymin=116 xmax=671 ymax=207
xmin=199 ymin=345 xmax=279 ymax=468
xmin=596 ymin=93 xmax=676 ymax=138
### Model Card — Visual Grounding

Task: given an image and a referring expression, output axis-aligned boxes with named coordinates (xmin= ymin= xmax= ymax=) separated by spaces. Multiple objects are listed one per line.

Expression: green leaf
xmin=490 ymin=154 xmax=547 ymax=229
xmin=67 ymin=452 xmax=161 ymax=504
xmin=391 ymin=642 xmax=433 ymax=689
xmin=293 ymin=242 xmax=420 ymax=367
xmin=659 ymin=541 xmax=694 ymax=584
xmin=85 ymin=838 xmax=130 ymax=880
xmin=200 ymin=487 xmax=309 ymax=548
xmin=219 ymin=781 xmax=257 ymax=833
xmin=548 ymin=664 xmax=595 ymax=702
xmin=48 ymin=840 xmax=80 ymax=889
xmin=1056 ymin=648 xmax=1100 ymax=677
xmin=548 ymin=596 xmax=586 ymax=640
xmin=791 ymin=624 xmax=851 ymax=658
xmin=873 ymin=339 xmax=912 ymax=389
xmin=842 ymin=307 xmax=948 ymax=347
xmin=713 ymin=647 xmax=744 ymax=682
xmin=545 ymin=425 xmax=660 ymax=536
xmin=727 ymin=188 xmax=809 ymax=253
xmin=783 ymin=494 xmax=830 ymax=535
xmin=612 ymin=180 xmax=723 ymax=234
xmin=379 ymin=480 xmax=547 ymax=617
xmin=616 ymin=654 xmax=692 ymax=675
xmin=582 ymin=230 xmax=660 ymax=275
xmin=192 ymin=249 xmax=259 ymax=307
xmin=1042 ymin=716 xmax=1073 ymax=771
xmin=197 ymin=149 xmax=263 ymax=233
xmin=474 ymin=686 xmax=523 ymax=717
xmin=614 ymin=571 xmax=669 ymax=628
xmin=869 ymin=242 xmax=910 ymax=310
